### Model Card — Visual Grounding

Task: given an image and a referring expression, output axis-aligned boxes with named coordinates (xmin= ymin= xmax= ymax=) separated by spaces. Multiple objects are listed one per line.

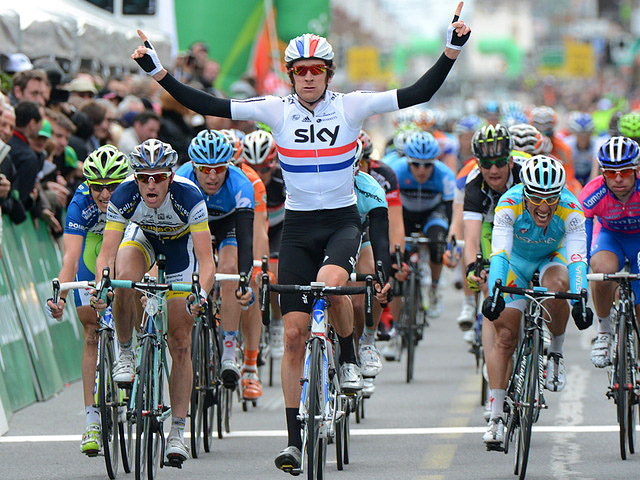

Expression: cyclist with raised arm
xmin=130 ymin=4 xmax=470 ymax=470
xmin=93 ymin=139 xmax=234 ymax=465
xmin=481 ymin=155 xmax=592 ymax=449
xmin=392 ymin=130 xmax=456 ymax=318
xmin=46 ymin=145 xmax=129 ymax=456
xmin=175 ymin=129 xmax=262 ymax=399
xmin=241 ymin=129 xmax=286 ymax=359
xmin=578 ymin=136 xmax=640 ymax=368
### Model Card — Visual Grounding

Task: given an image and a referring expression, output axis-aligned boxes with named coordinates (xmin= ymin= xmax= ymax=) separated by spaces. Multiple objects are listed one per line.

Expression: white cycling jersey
xmin=231 ymin=89 xmax=398 ymax=211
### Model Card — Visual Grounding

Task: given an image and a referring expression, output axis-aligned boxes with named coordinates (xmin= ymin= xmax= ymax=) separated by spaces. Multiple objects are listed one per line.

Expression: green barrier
xmin=0 ymin=248 xmax=37 ymax=412
xmin=0 ymin=214 xmax=83 ymax=413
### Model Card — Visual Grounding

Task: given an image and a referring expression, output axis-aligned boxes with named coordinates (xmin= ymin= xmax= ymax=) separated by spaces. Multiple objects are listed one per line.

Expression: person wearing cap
xmin=131 ymin=2 xmax=470 ymax=472
xmin=67 ymin=76 xmax=98 ymax=109
xmin=10 ymin=69 xmax=48 ymax=107
xmin=5 ymin=53 xmax=33 ymax=74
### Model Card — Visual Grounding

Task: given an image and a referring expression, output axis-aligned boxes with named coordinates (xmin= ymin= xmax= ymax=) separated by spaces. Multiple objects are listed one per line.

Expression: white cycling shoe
xmin=358 ymin=344 xmax=383 ymax=377
xmin=113 ymin=350 xmax=135 ymax=384
xmin=457 ymin=303 xmax=476 ymax=331
xmin=483 ymin=417 xmax=505 ymax=450
xmin=591 ymin=333 xmax=612 ymax=368
xmin=545 ymin=353 xmax=566 ymax=392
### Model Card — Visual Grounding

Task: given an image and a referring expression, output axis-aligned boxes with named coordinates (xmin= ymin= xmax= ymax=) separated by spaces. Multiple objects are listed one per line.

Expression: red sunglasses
xmin=134 ymin=171 xmax=171 ymax=184
xmin=195 ymin=164 xmax=228 ymax=175
xmin=288 ymin=64 xmax=328 ymax=76
xmin=601 ymin=167 xmax=636 ymax=180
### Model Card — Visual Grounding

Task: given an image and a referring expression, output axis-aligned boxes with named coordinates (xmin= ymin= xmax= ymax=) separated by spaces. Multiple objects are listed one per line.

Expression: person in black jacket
xmin=0 ymin=102 xmax=26 ymax=224
xmin=8 ymin=101 xmax=42 ymax=212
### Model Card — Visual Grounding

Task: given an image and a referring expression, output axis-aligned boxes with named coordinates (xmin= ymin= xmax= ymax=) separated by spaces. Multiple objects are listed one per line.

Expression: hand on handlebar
xmin=571 ymin=301 xmax=593 ymax=330
xmin=392 ymin=262 xmax=409 ymax=282
xmin=187 ymin=293 xmax=208 ymax=317
xmin=89 ymin=287 xmax=113 ymax=312
xmin=374 ymin=281 xmax=392 ymax=304
xmin=481 ymin=294 xmax=505 ymax=321
xmin=236 ymin=287 xmax=254 ymax=307
xmin=46 ymin=298 xmax=66 ymax=320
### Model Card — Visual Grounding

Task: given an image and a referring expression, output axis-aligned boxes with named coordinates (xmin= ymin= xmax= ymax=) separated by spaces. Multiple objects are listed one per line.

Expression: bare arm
xmin=191 ymin=229 xmax=216 ymax=295
xmin=388 ymin=204 xmax=405 ymax=252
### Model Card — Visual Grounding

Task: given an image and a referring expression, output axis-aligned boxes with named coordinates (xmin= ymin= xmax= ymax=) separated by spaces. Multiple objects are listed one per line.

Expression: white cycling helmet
xmin=130 ymin=139 xmax=177 ymax=171
xmin=242 ymin=130 xmax=278 ymax=166
xmin=520 ymin=155 xmax=566 ymax=196
xmin=284 ymin=33 xmax=334 ymax=64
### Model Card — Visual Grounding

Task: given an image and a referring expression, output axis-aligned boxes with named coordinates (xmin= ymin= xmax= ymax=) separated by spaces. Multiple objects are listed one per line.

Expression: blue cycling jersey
xmin=488 ymin=184 xmax=588 ymax=297
xmin=64 ymin=182 xmax=105 ymax=236
xmin=354 ymin=171 xmax=388 ymax=223
xmin=175 ymin=163 xmax=255 ymax=220
xmin=392 ymin=159 xmax=456 ymax=212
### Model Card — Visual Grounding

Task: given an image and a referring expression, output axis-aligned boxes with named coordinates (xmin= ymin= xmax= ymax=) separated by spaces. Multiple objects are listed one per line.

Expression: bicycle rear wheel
xmin=203 ymin=320 xmax=218 ymax=451
xmin=305 ymin=338 xmax=323 ymax=480
xmin=98 ymin=331 xmax=119 ymax=479
xmin=146 ymin=349 xmax=163 ymax=479
xmin=617 ymin=317 xmax=629 ymax=460
xmin=514 ymin=330 xmax=540 ymax=479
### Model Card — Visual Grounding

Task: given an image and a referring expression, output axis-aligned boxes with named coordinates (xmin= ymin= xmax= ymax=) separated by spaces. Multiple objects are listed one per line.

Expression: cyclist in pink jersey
xmin=578 ymin=136 xmax=640 ymax=368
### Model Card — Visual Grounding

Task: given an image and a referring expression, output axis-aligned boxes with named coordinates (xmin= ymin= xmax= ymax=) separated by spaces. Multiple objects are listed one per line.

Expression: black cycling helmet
xmin=471 ymin=124 xmax=513 ymax=160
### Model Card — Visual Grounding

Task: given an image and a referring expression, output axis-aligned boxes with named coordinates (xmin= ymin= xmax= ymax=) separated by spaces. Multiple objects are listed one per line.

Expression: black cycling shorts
xmin=278 ymin=205 xmax=362 ymax=315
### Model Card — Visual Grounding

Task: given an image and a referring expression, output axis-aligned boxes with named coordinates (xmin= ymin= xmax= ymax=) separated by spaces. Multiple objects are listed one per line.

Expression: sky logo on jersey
xmin=294 ymin=125 xmax=339 ymax=145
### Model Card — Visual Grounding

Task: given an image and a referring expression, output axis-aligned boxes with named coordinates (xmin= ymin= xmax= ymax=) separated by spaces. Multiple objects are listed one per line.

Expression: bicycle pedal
xmin=485 ymin=443 xmax=505 ymax=452
xmin=164 ymin=457 xmax=184 ymax=469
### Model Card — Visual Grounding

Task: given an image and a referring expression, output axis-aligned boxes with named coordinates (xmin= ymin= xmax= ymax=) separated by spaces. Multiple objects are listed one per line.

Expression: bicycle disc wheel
xmin=134 ymin=339 xmax=151 ymax=480
xmin=190 ymin=322 xmax=206 ymax=458
xmin=515 ymin=331 xmax=539 ymax=479
xmin=617 ymin=318 xmax=629 ymax=460
xmin=306 ymin=338 xmax=323 ymax=480
xmin=98 ymin=331 xmax=119 ymax=479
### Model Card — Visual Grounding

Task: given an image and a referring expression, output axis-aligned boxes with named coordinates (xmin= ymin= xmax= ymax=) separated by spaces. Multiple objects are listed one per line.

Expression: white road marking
xmin=0 ymin=425 xmax=632 ymax=443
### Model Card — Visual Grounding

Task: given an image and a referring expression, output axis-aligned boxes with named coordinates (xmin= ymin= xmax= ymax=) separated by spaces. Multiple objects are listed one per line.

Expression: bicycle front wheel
xmin=305 ymin=338 xmax=323 ymax=480
xmin=514 ymin=330 xmax=540 ymax=479
xmin=190 ymin=322 xmax=207 ymax=458
xmin=98 ymin=330 xmax=119 ymax=479
xmin=405 ymin=272 xmax=418 ymax=383
xmin=617 ymin=317 xmax=630 ymax=460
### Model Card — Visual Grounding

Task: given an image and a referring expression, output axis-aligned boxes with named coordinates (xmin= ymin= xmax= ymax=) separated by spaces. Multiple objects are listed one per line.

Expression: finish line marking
xmin=0 ymin=425 xmax=631 ymax=443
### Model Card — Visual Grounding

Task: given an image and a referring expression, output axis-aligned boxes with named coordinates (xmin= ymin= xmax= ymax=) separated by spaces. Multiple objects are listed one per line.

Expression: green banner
xmin=275 ymin=0 xmax=331 ymax=41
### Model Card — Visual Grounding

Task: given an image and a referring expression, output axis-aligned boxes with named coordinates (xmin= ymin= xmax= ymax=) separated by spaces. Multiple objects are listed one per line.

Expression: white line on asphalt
xmin=0 ymin=425 xmax=632 ymax=443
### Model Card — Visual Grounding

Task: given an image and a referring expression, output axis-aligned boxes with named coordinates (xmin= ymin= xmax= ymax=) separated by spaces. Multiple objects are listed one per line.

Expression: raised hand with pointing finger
xmin=446 ymin=2 xmax=471 ymax=53
xmin=131 ymin=30 xmax=165 ymax=78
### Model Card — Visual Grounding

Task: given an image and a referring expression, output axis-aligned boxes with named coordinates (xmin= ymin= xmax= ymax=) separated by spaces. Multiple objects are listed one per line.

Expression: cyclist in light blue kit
xmin=392 ymin=130 xmax=456 ymax=318
xmin=481 ymin=155 xmax=592 ymax=449
xmin=176 ymin=129 xmax=259 ymax=393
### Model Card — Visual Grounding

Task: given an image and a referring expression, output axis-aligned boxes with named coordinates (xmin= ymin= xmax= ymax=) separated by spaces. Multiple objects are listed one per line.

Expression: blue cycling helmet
xmin=130 ymin=139 xmax=177 ymax=171
xmin=188 ymin=129 xmax=233 ymax=164
xmin=404 ymin=131 xmax=440 ymax=161
xmin=567 ymin=111 xmax=594 ymax=134
xmin=597 ymin=136 xmax=640 ymax=169
xmin=454 ymin=115 xmax=485 ymax=134
xmin=520 ymin=155 xmax=566 ymax=196
xmin=501 ymin=111 xmax=528 ymax=127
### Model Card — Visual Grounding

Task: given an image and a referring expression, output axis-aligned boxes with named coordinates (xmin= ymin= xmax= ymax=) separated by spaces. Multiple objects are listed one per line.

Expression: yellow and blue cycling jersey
xmin=487 ymin=184 xmax=588 ymax=303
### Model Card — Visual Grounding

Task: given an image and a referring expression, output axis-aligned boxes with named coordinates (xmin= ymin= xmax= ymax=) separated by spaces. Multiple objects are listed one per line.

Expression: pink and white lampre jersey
xmin=579 ymin=176 xmax=640 ymax=234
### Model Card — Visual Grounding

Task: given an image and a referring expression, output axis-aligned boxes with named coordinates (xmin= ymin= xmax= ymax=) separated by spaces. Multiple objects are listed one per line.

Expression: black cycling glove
xmin=482 ymin=295 xmax=505 ymax=321
xmin=571 ymin=302 xmax=593 ymax=330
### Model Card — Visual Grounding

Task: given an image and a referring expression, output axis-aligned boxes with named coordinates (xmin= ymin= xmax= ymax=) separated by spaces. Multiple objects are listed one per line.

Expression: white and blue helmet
xmin=284 ymin=33 xmax=334 ymax=64
xmin=520 ymin=155 xmax=566 ymax=196
xmin=130 ymin=139 xmax=177 ymax=171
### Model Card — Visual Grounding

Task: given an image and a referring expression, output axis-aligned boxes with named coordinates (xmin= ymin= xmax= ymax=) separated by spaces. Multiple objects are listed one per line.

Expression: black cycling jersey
xmin=463 ymin=163 xmax=522 ymax=224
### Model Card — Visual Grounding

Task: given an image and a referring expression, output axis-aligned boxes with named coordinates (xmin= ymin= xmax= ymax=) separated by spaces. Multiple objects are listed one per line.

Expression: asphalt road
xmin=2 ymin=276 xmax=639 ymax=480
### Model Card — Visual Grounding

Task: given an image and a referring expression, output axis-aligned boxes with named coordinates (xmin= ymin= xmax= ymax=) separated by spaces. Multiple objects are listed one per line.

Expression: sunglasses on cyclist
xmin=525 ymin=192 xmax=560 ymax=206
xmin=409 ymin=161 xmax=436 ymax=169
xmin=134 ymin=171 xmax=172 ymax=184
xmin=478 ymin=157 xmax=509 ymax=169
xmin=87 ymin=180 xmax=121 ymax=193
xmin=257 ymin=163 xmax=275 ymax=174
xmin=601 ymin=167 xmax=636 ymax=180
xmin=195 ymin=164 xmax=228 ymax=175
xmin=288 ymin=64 xmax=328 ymax=76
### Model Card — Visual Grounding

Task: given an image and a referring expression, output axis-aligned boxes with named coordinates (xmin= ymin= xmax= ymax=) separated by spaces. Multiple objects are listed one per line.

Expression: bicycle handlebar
xmin=494 ymin=279 xmax=587 ymax=301
xmin=587 ymin=272 xmax=640 ymax=282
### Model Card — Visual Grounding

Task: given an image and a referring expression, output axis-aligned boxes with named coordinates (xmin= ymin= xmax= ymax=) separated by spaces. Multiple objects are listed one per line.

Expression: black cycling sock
xmin=338 ymin=333 xmax=357 ymax=364
xmin=286 ymin=407 xmax=302 ymax=449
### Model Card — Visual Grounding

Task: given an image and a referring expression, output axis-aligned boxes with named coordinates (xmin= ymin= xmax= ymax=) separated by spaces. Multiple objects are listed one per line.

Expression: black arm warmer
xmin=396 ymin=54 xmax=456 ymax=109
xmin=235 ymin=208 xmax=255 ymax=276
xmin=158 ymin=73 xmax=232 ymax=118
xmin=368 ymin=207 xmax=392 ymax=282
xmin=444 ymin=200 xmax=453 ymax=228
